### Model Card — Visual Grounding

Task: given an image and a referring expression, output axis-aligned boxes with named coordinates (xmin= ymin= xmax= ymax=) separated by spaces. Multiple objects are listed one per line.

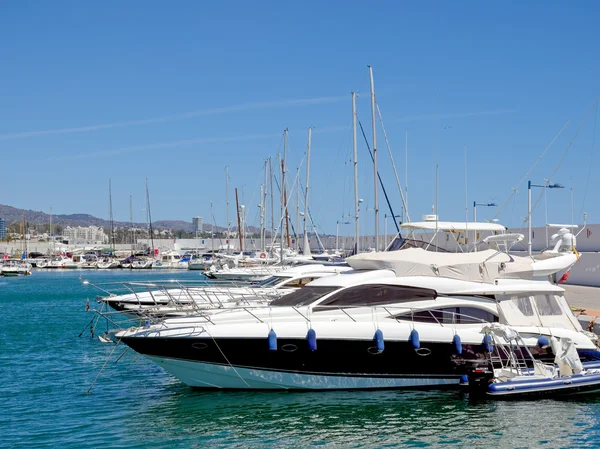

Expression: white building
xmin=63 ymin=226 xmax=108 ymax=244
xmin=192 ymin=216 xmax=203 ymax=234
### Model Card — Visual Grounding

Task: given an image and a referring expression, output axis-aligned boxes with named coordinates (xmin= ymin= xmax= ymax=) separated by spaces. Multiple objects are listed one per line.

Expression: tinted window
xmin=392 ymin=307 xmax=498 ymax=324
xmin=253 ymin=276 xmax=289 ymax=288
xmin=270 ymin=286 xmax=339 ymax=306
xmin=534 ymin=295 xmax=563 ymax=316
xmin=512 ymin=296 xmax=534 ymax=316
xmin=282 ymin=277 xmax=317 ymax=288
xmin=315 ymin=284 xmax=437 ymax=308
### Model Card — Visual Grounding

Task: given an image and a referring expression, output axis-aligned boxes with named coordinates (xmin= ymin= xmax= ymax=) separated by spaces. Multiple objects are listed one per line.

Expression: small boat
xmin=1 ymin=259 xmax=32 ymax=276
xmin=35 ymin=257 xmax=49 ymax=268
xmin=131 ymin=258 xmax=154 ymax=269
xmin=466 ymin=324 xmax=600 ymax=398
xmin=97 ymin=256 xmax=120 ymax=269
xmin=153 ymin=251 xmax=189 ymax=269
xmin=82 ymin=254 xmax=99 ymax=269
xmin=46 ymin=255 xmax=71 ymax=269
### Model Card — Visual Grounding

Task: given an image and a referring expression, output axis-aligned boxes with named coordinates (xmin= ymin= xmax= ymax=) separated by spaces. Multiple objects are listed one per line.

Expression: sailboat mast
xmin=235 ymin=188 xmax=242 ymax=252
xmin=368 ymin=66 xmax=379 ymax=251
xmin=225 ymin=166 xmax=230 ymax=238
xmin=405 ymin=129 xmax=409 ymax=222
xmin=129 ymin=195 xmax=134 ymax=256
xmin=109 ymin=179 xmax=115 ymax=254
xmin=146 ymin=178 xmax=154 ymax=257
xmin=352 ymin=92 xmax=360 ymax=254
xmin=295 ymin=167 xmax=300 ymax=252
xmin=211 ymin=202 xmax=215 ymax=253
xmin=49 ymin=207 xmax=53 ymax=254
xmin=280 ymin=130 xmax=287 ymax=261
xmin=283 ymin=129 xmax=291 ymax=250
xmin=303 ymin=127 xmax=312 ymax=256
xmin=21 ymin=211 xmax=25 ymax=256
xmin=260 ymin=184 xmax=265 ymax=252
xmin=269 ymin=157 xmax=274 ymax=247
xmin=262 ymin=159 xmax=268 ymax=252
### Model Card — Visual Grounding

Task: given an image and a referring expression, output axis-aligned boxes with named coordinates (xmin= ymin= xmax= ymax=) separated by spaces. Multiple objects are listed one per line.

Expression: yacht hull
xmin=121 ymin=336 xmax=478 ymax=389
xmin=146 ymin=356 xmax=460 ymax=389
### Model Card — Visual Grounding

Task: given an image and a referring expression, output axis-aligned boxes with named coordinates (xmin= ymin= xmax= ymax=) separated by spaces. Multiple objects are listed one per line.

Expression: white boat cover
xmin=400 ymin=221 xmax=506 ymax=232
xmin=550 ymin=336 xmax=583 ymax=376
xmin=346 ymin=248 xmax=577 ymax=284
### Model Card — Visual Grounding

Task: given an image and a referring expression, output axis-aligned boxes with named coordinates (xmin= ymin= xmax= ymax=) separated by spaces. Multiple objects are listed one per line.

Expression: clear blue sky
xmin=1 ymin=1 xmax=599 ymax=236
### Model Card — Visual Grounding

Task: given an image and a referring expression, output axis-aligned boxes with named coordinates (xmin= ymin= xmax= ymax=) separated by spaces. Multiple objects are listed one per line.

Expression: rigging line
xmin=210 ymin=208 xmax=223 ymax=247
xmin=527 ymin=96 xmax=600 ymax=226
xmin=268 ymin=154 xmax=306 ymax=247
xmin=548 ymin=96 xmax=600 ymax=181
xmin=376 ymin=103 xmax=410 ymax=222
xmin=494 ymin=120 xmax=570 ymax=220
xmin=578 ymin=100 xmax=599 ymax=219
xmin=86 ymin=337 xmax=123 ymax=394
xmin=297 ymin=176 xmax=326 ymax=251
xmin=357 ymin=117 xmax=401 ymax=234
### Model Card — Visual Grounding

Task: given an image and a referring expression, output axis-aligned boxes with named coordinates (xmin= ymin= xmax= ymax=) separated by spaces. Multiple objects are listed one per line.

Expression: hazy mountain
xmin=0 ymin=203 xmax=191 ymax=230
xmin=0 ymin=203 xmax=261 ymax=234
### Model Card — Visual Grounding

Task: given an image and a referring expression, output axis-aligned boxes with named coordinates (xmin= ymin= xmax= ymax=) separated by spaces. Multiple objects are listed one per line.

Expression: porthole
xmin=367 ymin=346 xmax=382 ymax=355
xmin=191 ymin=342 xmax=208 ymax=350
xmin=281 ymin=344 xmax=298 ymax=352
xmin=415 ymin=348 xmax=432 ymax=356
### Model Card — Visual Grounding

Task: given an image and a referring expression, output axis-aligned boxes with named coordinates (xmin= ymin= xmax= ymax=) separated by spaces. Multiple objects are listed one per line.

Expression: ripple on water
xmin=1 ymin=271 xmax=600 ymax=448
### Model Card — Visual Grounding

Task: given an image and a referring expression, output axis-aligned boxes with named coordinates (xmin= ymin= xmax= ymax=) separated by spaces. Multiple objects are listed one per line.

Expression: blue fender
xmin=453 ymin=334 xmax=463 ymax=355
xmin=268 ymin=329 xmax=277 ymax=351
xmin=374 ymin=329 xmax=384 ymax=353
xmin=409 ymin=329 xmax=420 ymax=349
xmin=307 ymin=328 xmax=317 ymax=351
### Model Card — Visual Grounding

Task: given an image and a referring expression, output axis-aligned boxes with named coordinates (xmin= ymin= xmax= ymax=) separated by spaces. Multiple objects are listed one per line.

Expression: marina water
xmin=1 ymin=271 xmax=600 ymax=448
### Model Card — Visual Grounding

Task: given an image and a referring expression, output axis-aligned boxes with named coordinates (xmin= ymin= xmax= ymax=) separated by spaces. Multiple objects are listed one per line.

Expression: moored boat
xmin=117 ymin=241 xmax=600 ymax=389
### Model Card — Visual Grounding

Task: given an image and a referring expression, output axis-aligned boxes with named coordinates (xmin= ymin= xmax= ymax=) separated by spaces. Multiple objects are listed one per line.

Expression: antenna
xmin=464 ymin=144 xmax=468 ymax=247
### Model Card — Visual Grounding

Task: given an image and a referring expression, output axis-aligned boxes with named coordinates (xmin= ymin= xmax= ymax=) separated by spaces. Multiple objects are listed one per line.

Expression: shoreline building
xmin=63 ymin=225 xmax=108 ymax=244
xmin=0 ymin=218 xmax=6 ymax=239
xmin=192 ymin=216 xmax=203 ymax=235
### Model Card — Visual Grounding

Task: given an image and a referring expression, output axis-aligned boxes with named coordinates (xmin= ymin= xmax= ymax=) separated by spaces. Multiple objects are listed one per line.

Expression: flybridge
xmin=346 ymin=247 xmax=578 ymax=284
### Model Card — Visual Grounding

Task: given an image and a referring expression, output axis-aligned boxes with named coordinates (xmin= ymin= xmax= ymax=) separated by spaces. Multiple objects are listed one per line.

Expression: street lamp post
xmin=528 ymin=181 xmax=564 ymax=256
xmin=472 ymin=202 xmax=497 ymax=251
xmin=473 ymin=202 xmax=497 ymax=223
xmin=336 ymin=220 xmax=350 ymax=251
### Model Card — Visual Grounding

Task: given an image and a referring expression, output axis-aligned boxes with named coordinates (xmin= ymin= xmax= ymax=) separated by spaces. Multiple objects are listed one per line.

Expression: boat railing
xmin=159 ymin=303 xmax=498 ymax=329
xmin=484 ymin=326 xmax=542 ymax=377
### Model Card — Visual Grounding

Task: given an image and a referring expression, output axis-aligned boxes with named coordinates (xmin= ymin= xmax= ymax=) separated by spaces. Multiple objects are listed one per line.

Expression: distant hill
xmin=0 ymin=203 xmax=260 ymax=234
xmin=0 ymin=203 xmax=194 ymax=231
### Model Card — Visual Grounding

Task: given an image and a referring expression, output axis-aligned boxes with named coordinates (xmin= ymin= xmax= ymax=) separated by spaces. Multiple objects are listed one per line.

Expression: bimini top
xmin=346 ymin=247 xmax=577 ymax=284
xmin=400 ymin=221 xmax=507 ymax=232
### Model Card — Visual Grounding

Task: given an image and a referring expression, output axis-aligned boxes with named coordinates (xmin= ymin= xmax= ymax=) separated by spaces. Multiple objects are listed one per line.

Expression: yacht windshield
xmin=270 ymin=286 xmax=339 ymax=306
xmin=315 ymin=284 xmax=437 ymax=309
xmin=252 ymin=276 xmax=291 ymax=288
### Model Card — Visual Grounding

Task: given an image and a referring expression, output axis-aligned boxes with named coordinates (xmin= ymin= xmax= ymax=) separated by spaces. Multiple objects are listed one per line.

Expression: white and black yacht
xmin=117 ymin=242 xmax=599 ymax=389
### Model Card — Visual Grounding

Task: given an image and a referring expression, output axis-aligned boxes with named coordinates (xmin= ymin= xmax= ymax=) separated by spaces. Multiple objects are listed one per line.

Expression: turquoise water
xmin=1 ymin=270 xmax=600 ymax=448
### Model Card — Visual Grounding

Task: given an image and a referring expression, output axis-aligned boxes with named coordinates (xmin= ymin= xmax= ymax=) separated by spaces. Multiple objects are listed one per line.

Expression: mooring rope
xmin=86 ymin=338 xmax=122 ymax=394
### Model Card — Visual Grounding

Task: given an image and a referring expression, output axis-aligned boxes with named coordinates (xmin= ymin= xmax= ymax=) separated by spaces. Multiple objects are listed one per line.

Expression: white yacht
xmin=64 ymin=254 xmax=98 ymax=269
xmin=117 ymin=233 xmax=599 ymax=390
xmin=81 ymin=254 xmax=99 ymax=269
xmin=153 ymin=251 xmax=189 ymax=269
xmin=46 ymin=255 xmax=71 ymax=269
xmin=1 ymin=259 xmax=32 ymax=276
xmin=99 ymin=264 xmax=352 ymax=318
xmin=202 ymin=263 xmax=288 ymax=282
xmin=131 ymin=258 xmax=154 ymax=269
xmin=97 ymin=256 xmax=120 ymax=269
